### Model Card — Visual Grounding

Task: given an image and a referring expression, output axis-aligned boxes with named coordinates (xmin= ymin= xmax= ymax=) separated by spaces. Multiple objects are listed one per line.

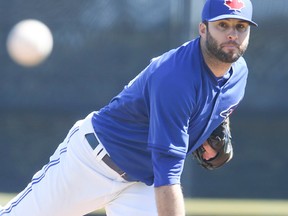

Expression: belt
xmin=85 ymin=133 xmax=133 ymax=182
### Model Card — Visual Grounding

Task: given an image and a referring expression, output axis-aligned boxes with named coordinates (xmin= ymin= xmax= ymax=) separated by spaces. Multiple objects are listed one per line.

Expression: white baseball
xmin=6 ymin=19 xmax=53 ymax=67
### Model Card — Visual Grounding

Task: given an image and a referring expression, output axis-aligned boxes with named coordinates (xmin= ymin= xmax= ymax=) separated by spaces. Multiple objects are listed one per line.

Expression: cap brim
xmin=208 ymin=15 xmax=258 ymax=27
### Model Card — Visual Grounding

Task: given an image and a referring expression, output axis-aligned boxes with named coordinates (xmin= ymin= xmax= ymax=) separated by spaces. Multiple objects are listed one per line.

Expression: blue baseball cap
xmin=202 ymin=0 xmax=258 ymax=26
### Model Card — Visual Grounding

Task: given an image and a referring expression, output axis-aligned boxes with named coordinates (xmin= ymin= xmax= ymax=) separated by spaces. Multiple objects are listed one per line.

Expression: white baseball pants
xmin=0 ymin=113 xmax=157 ymax=216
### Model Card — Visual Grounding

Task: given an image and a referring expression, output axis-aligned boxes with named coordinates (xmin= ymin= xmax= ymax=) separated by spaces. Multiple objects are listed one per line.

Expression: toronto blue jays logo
xmin=220 ymin=103 xmax=239 ymax=118
xmin=224 ymin=0 xmax=245 ymax=11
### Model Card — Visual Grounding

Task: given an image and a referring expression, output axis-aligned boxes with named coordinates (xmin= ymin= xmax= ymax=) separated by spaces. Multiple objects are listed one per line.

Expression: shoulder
xmin=231 ymin=57 xmax=249 ymax=80
xmin=148 ymin=38 xmax=201 ymax=79
xmin=147 ymin=41 xmax=200 ymax=92
xmin=233 ymin=57 xmax=248 ymax=71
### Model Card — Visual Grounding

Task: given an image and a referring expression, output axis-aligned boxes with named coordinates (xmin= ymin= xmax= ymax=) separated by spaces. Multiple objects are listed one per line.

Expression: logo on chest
xmin=220 ymin=103 xmax=239 ymax=118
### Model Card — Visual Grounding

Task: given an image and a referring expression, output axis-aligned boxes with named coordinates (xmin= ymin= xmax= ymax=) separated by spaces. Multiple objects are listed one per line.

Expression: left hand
xmin=201 ymin=141 xmax=217 ymax=160
xmin=192 ymin=119 xmax=233 ymax=170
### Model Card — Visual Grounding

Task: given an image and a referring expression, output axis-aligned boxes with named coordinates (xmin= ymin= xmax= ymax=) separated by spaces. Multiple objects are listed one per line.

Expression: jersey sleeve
xmin=144 ymin=57 xmax=195 ymax=186
xmin=146 ymin=65 xmax=193 ymax=157
xmin=152 ymin=151 xmax=185 ymax=187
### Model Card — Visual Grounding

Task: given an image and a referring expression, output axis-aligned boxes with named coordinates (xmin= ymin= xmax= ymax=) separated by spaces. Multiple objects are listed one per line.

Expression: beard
xmin=205 ymin=29 xmax=248 ymax=63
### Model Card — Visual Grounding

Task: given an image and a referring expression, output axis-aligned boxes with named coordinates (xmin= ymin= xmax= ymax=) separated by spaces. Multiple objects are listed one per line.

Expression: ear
xmin=199 ymin=22 xmax=207 ymax=37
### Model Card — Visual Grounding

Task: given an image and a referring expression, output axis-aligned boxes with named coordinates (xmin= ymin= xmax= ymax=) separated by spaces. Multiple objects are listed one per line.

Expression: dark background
xmin=0 ymin=0 xmax=287 ymax=199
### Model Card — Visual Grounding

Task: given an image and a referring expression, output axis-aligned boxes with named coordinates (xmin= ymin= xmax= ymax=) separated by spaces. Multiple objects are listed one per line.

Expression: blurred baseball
xmin=6 ymin=19 xmax=53 ymax=67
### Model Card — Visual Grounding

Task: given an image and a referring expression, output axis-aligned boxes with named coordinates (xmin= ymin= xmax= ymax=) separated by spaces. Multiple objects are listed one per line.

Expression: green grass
xmin=0 ymin=193 xmax=15 ymax=206
xmin=184 ymin=198 xmax=288 ymax=216
xmin=1 ymin=193 xmax=288 ymax=216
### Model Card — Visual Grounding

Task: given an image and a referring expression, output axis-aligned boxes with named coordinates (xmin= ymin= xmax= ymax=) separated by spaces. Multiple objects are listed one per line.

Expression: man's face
xmin=202 ymin=19 xmax=250 ymax=63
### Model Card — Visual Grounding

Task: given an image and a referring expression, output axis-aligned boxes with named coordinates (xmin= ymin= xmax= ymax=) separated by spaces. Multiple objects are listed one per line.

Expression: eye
xmin=218 ymin=22 xmax=228 ymax=29
xmin=236 ymin=23 xmax=249 ymax=32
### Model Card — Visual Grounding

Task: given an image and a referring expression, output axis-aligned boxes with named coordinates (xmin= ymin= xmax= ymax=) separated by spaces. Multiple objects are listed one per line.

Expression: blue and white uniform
xmin=92 ymin=37 xmax=247 ymax=187
xmin=0 ymin=37 xmax=248 ymax=216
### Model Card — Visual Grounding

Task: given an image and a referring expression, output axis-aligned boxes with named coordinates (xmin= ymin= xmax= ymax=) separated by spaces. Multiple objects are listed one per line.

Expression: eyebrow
xmin=222 ymin=19 xmax=250 ymax=24
xmin=216 ymin=19 xmax=250 ymax=26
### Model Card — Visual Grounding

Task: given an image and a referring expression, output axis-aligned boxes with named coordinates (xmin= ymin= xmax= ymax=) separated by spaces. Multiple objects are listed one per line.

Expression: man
xmin=0 ymin=0 xmax=257 ymax=215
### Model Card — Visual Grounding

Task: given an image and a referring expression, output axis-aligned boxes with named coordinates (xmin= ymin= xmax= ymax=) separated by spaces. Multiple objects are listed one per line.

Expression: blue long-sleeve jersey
xmin=92 ymin=37 xmax=248 ymax=187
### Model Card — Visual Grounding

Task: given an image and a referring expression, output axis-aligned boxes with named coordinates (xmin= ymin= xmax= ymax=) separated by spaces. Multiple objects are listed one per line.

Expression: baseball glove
xmin=193 ymin=119 xmax=233 ymax=170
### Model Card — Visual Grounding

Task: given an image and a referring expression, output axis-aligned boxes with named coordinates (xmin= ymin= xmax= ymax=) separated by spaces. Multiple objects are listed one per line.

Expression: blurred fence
xmin=0 ymin=0 xmax=287 ymax=199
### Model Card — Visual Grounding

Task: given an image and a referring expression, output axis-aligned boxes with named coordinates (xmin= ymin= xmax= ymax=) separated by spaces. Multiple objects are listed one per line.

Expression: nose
xmin=227 ymin=28 xmax=238 ymax=40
